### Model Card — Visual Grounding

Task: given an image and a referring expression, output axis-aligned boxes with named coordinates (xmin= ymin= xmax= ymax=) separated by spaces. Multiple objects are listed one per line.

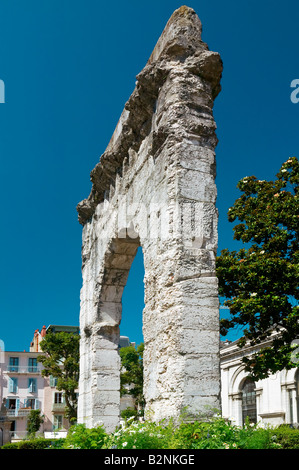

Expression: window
xmin=7 ymin=398 xmax=16 ymax=410
xmin=9 ymin=357 xmax=19 ymax=372
xmin=53 ymin=414 xmax=63 ymax=431
xmin=28 ymin=378 xmax=37 ymax=393
xmin=24 ymin=398 xmax=38 ymax=409
xmin=49 ymin=375 xmax=58 ymax=387
xmin=54 ymin=392 xmax=63 ymax=404
xmin=8 ymin=377 xmax=18 ymax=394
xmin=241 ymin=378 xmax=257 ymax=425
xmin=28 ymin=357 xmax=38 ymax=373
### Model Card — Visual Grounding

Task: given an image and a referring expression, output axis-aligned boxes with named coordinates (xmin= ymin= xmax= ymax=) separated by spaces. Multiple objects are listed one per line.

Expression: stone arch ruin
xmin=77 ymin=6 xmax=223 ymax=432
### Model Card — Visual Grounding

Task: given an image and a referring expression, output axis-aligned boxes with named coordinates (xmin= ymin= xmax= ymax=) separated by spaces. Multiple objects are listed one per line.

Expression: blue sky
xmin=0 ymin=0 xmax=298 ymax=351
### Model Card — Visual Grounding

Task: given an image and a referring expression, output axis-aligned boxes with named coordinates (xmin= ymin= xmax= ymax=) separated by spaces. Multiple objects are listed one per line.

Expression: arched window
xmin=241 ymin=377 xmax=257 ymax=425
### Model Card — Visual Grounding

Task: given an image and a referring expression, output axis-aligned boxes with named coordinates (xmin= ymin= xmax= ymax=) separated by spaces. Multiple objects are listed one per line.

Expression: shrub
xmin=270 ymin=425 xmax=299 ymax=449
xmin=26 ymin=410 xmax=44 ymax=438
xmin=1 ymin=437 xmax=55 ymax=449
xmin=121 ymin=407 xmax=139 ymax=421
xmin=62 ymin=423 xmax=107 ymax=449
xmin=2 ymin=418 xmax=299 ymax=450
xmin=1 ymin=442 xmax=20 ymax=449
xmin=237 ymin=421 xmax=272 ymax=449
xmin=104 ymin=418 xmax=170 ymax=449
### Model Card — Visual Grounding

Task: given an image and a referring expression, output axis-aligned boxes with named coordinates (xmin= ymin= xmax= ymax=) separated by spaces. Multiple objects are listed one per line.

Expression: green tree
xmin=26 ymin=409 xmax=44 ymax=438
xmin=120 ymin=343 xmax=144 ymax=414
xmin=216 ymin=157 xmax=299 ymax=380
xmin=37 ymin=331 xmax=80 ymax=422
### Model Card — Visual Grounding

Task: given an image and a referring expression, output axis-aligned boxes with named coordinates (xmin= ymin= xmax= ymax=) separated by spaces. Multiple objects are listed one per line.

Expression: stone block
xmin=97 ymin=372 xmax=120 ymax=391
xmin=92 ymin=349 xmax=120 ymax=371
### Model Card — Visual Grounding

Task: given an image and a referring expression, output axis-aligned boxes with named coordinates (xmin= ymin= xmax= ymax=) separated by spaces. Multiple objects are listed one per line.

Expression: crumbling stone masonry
xmin=77 ymin=6 xmax=223 ymax=432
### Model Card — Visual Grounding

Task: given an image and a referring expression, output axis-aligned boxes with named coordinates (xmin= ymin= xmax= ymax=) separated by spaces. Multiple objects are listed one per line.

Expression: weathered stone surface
xmin=77 ymin=6 xmax=222 ymax=432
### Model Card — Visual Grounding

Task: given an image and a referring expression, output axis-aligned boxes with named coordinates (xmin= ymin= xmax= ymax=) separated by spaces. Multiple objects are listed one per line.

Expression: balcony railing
xmin=6 ymin=366 xmax=41 ymax=374
xmin=7 ymin=408 xmax=35 ymax=418
xmin=9 ymin=431 xmax=44 ymax=440
xmin=51 ymin=402 xmax=66 ymax=412
xmin=9 ymin=431 xmax=28 ymax=440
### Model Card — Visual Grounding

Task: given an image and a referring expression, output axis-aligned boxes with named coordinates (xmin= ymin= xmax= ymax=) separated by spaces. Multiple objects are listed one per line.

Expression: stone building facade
xmin=221 ymin=339 xmax=299 ymax=427
xmin=77 ymin=6 xmax=223 ymax=432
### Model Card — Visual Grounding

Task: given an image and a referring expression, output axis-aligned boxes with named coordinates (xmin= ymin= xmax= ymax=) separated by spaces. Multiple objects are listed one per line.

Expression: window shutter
xmin=16 ymin=399 xmax=20 ymax=410
xmin=34 ymin=399 xmax=40 ymax=410
xmin=50 ymin=375 xmax=56 ymax=387
xmin=8 ymin=377 xmax=13 ymax=393
xmin=9 ymin=377 xmax=18 ymax=393
xmin=28 ymin=378 xmax=37 ymax=393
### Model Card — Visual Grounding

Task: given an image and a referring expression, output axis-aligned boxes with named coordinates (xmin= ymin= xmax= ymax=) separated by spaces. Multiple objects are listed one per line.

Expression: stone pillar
xmin=0 ymin=421 xmax=12 ymax=446
xmin=255 ymin=387 xmax=263 ymax=423
xmin=77 ymin=6 xmax=222 ymax=432
xmin=0 ymin=401 xmax=12 ymax=447
xmin=230 ymin=392 xmax=243 ymax=426
xmin=291 ymin=386 xmax=298 ymax=425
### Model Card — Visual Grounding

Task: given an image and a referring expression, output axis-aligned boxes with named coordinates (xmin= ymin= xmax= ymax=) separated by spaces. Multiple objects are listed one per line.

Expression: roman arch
xmin=77 ymin=6 xmax=223 ymax=432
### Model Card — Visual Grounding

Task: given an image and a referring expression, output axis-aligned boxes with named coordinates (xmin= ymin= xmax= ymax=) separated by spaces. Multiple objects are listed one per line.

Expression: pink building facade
xmin=0 ymin=326 xmax=75 ymax=444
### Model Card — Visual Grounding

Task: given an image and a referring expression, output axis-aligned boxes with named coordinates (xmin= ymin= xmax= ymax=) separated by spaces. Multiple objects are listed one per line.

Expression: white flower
xmin=281 ymin=169 xmax=287 ymax=173
xmin=122 ymin=442 xmax=128 ymax=447
xmin=260 ymin=250 xmax=265 ymax=254
xmin=250 ymin=293 xmax=257 ymax=297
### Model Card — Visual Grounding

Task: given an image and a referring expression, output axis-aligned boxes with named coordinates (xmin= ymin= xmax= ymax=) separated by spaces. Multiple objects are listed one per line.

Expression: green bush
xmin=121 ymin=407 xmax=139 ymax=421
xmin=103 ymin=418 xmax=170 ymax=449
xmin=270 ymin=425 xmax=299 ymax=449
xmin=1 ymin=437 xmax=56 ymax=449
xmin=62 ymin=423 xmax=107 ymax=449
xmin=103 ymin=416 xmax=299 ymax=450
xmin=2 ymin=418 xmax=299 ymax=450
xmin=1 ymin=442 xmax=20 ymax=449
xmin=26 ymin=409 xmax=44 ymax=438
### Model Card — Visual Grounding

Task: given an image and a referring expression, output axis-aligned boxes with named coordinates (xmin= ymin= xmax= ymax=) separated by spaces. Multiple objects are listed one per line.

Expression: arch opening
xmin=120 ymin=246 xmax=145 ymax=346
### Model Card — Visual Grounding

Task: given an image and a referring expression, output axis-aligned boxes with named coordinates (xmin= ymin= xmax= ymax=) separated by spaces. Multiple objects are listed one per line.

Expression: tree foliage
xmin=216 ymin=157 xmax=299 ymax=379
xmin=37 ymin=331 xmax=80 ymax=422
xmin=26 ymin=409 xmax=44 ymax=437
xmin=120 ymin=343 xmax=144 ymax=413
